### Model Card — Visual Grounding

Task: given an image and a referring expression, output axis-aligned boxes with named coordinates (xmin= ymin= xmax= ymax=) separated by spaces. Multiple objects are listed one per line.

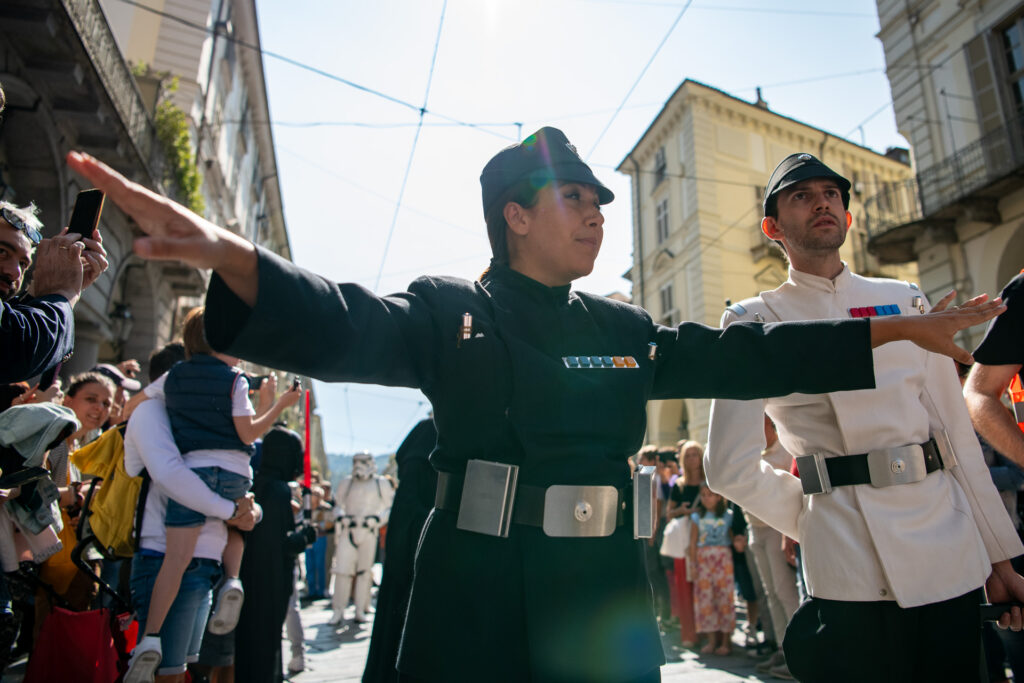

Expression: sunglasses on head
xmin=0 ymin=207 xmax=42 ymax=245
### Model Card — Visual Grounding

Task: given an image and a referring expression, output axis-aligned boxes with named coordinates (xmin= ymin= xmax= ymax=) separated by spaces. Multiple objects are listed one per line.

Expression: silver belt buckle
xmin=456 ymin=459 xmax=519 ymax=537
xmin=866 ymin=443 xmax=928 ymax=488
xmin=542 ymin=485 xmax=618 ymax=537
xmin=933 ymin=429 xmax=957 ymax=469
xmin=633 ymin=465 xmax=657 ymax=539
xmin=796 ymin=453 xmax=832 ymax=495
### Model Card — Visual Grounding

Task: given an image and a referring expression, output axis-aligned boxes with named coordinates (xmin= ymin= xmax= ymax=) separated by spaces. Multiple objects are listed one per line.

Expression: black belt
xmin=797 ymin=438 xmax=945 ymax=494
xmin=435 ymin=470 xmax=627 ymax=530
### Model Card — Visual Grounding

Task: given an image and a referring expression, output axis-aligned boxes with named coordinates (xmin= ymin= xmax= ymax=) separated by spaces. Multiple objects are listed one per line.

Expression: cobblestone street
xmin=287 ymin=595 xmax=780 ymax=682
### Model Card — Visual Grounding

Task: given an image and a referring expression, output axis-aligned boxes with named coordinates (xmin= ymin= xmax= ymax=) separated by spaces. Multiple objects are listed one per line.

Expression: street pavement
xmin=286 ymin=597 xmax=782 ymax=682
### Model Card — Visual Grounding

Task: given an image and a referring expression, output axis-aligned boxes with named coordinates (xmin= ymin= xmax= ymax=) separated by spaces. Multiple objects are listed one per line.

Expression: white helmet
xmin=352 ymin=451 xmax=376 ymax=479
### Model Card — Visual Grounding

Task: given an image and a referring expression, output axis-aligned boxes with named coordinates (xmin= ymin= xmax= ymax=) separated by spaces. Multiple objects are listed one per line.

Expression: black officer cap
xmin=763 ymin=153 xmax=851 ymax=217
xmin=479 ymin=126 xmax=614 ymax=216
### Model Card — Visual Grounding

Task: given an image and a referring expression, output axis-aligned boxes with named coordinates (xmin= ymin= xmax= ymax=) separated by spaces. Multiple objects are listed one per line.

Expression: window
xmin=659 ymin=283 xmax=675 ymax=326
xmin=654 ymin=146 xmax=667 ymax=186
xmin=656 ymin=198 xmax=670 ymax=244
xmin=1002 ymin=20 xmax=1024 ymax=116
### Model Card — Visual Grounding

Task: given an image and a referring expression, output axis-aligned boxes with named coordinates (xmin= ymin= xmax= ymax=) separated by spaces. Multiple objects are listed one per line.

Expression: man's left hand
xmin=80 ymin=231 xmax=108 ymax=291
xmin=986 ymin=560 xmax=1024 ymax=630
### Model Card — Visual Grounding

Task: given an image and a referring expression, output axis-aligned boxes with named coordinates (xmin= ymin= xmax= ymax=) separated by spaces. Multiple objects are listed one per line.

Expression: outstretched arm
xmin=67 ymin=151 xmax=258 ymax=305
xmin=234 ymin=384 xmax=302 ymax=444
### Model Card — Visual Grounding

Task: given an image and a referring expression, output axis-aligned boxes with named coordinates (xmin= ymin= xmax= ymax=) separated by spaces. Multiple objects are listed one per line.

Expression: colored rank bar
xmin=849 ymin=305 xmax=902 ymax=318
xmin=562 ymin=355 xmax=639 ymax=369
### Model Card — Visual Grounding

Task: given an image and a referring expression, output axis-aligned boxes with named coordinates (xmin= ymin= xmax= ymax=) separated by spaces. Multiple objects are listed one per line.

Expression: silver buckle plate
xmin=866 ymin=444 xmax=928 ymax=488
xmin=633 ymin=465 xmax=657 ymax=539
xmin=933 ymin=429 xmax=957 ymax=470
xmin=796 ymin=453 xmax=831 ymax=495
xmin=456 ymin=459 xmax=519 ymax=537
xmin=542 ymin=485 xmax=618 ymax=537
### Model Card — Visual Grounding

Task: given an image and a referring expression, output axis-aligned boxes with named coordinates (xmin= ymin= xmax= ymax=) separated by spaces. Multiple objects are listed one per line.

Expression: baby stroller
xmin=20 ymin=424 xmax=143 ymax=683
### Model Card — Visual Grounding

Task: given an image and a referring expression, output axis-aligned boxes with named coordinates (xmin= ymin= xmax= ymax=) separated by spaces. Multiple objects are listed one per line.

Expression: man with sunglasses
xmin=1 ymin=200 xmax=108 ymax=383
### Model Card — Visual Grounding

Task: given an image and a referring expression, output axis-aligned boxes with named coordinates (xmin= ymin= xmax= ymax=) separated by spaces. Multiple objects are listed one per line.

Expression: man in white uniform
xmin=328 ymin=452 xmax=394 ymax=626
xmin=705 ymin=153 xmax=1024 ymax=681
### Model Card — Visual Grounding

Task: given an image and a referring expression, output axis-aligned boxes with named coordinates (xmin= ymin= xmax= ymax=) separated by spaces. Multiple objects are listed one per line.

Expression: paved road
xmin=287 ymin=598 xmax=781 ymax=682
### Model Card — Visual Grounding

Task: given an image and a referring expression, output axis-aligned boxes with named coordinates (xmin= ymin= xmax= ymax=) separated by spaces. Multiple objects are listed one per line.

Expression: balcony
xmin=864 ymin=115 xmax=1024 ymax=263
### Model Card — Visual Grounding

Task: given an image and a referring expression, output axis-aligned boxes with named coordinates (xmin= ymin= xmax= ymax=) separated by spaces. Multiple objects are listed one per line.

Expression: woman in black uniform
xmin=67 ymin=129 xmax=1001 ymax=682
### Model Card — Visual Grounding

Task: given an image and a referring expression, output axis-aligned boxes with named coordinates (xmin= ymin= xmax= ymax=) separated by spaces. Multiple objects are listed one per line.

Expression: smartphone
xmin=245 ymin=374 xmax=269 ymax=394
xmin=68 ymin=189 xmax=105 ymax=238
xmin=292 ymin=377 xmax=301 ymax=391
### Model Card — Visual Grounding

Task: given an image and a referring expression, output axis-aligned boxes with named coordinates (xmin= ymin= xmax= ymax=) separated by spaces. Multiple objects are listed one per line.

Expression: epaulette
xmin=726 ymin=302 xmax=747 ymax=316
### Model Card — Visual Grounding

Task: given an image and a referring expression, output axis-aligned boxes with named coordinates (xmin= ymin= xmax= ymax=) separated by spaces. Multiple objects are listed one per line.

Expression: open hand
xmin=66 ymin=152 xmax=259 ymax=305
xmin=871 ymin=291 xmax=1005 ymax=364
xmin=913 ymin=292 xmax=1005 ymax=364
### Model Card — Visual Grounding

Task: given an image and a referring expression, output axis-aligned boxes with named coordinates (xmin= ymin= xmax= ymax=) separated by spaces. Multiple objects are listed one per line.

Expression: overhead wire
xmin=113 ymin=0 xmax=511 ymax=140
xmin=372 ymin=0 xmax=448 ymax=292
xmin=585 ymin=0 xmax=694 ymax=160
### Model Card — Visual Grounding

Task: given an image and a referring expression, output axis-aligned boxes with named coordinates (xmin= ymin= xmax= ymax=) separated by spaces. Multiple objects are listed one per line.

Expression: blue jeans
xmin=130 ymin=551 xmax=221 ymax=675
xmin=305 ymin=536 xmax=327 ymax=598
xmin=165 ymin=466 xmax=251 ymax=528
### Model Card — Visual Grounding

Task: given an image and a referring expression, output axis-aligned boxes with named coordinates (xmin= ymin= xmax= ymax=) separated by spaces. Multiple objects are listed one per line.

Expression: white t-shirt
xmin=146 ymin=371 xmax=255 ymax=478
xmin=124 ymin=398 xmax=233 ymax=559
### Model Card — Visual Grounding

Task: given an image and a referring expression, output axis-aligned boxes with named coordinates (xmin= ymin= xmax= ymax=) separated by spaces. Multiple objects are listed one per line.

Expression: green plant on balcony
xmin=153 ymin=79 xmax=204 ymax=215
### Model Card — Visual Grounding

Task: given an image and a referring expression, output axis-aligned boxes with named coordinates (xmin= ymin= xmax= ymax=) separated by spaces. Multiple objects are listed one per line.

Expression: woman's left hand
xmin=870 ymin=291 xmax=1005 ymax=364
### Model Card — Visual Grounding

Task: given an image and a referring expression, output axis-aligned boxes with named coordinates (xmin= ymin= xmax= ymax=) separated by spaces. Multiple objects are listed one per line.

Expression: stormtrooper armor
xmin=328 ymin=452 xmax=394 ymax=625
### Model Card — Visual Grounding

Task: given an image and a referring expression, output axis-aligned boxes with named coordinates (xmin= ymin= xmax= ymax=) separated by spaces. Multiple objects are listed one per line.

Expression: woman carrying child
xmin=126 ymin=307 xmax=300 ymax=681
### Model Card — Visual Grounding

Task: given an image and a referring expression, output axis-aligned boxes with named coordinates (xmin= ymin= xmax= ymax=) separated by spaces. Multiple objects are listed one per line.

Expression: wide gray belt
xmin=434 ymin=459 xmax=657 ymax=539
xmin=796 ymin=433 xmax=955 ymax=495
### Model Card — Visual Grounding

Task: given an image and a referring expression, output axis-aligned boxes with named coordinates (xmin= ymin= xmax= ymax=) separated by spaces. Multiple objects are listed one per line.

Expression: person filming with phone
xmin=0 ymin=199 xmax=108 ymax=384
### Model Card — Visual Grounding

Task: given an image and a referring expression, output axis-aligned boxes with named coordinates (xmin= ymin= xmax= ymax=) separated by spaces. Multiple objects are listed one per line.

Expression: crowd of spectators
xmin=0 ymin=242 xmax=322 ymax=683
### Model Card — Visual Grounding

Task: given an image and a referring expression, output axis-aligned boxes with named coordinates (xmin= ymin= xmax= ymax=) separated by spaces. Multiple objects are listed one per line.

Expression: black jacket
xmin=206 ymin=249 xmax=875 ymax=682
xmin=0 ymin=294 xmax=73 ymax=383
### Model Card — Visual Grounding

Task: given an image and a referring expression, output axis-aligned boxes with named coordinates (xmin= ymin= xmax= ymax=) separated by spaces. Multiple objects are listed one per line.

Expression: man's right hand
xmin=227 ymin=493 xmax=258 ymax=531
xmin=29 ymin=229 xmax=86 ymax=305
xmin=67 ymin=151 xmax=259 ymax=306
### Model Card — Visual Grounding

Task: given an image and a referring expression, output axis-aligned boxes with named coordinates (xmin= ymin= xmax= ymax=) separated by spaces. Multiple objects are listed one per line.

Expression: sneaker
xmin=756 ymin=650 xmax=785 ymax=673
xmin=208 ymin=577 xmax=244 ymax=635
xmin=124 ymin=635 xmax=162 ymax=683
xmin=287 ymin=652 xmax=305 ymax=673
xmin=770 ymin=662 xmax=795 ymax=680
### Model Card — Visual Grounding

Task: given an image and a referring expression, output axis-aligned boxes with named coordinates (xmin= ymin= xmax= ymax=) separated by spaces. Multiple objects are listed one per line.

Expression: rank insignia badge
xmin=563 ymin=355 xmax=638 ymax=368
xmin=848 ymin=305 xmax=901 ymax=318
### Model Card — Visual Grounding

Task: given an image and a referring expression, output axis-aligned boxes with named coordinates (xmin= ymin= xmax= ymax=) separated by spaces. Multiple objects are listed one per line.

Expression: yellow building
xmin=869 ymin=0 xmax=1024 ymax=351
xmin=618 ymin=79 xmax=916 ymax=447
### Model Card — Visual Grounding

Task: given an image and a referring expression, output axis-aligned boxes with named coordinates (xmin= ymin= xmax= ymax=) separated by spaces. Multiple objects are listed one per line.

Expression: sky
xmin=253 ymin=0 xmax=907 ymax=457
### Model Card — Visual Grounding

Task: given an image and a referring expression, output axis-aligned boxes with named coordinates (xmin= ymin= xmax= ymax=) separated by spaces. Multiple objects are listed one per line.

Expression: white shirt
xmin=706 ymin=264 xmax=1022 ymax=607
xmin=124 ymin=397 xmax=235 ymax=560
xmin=145 ymin=371 xmax=255 ymax=478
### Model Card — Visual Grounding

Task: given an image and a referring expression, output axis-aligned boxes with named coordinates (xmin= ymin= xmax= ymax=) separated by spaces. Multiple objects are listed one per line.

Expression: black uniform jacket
xmin=205 ymin=249 xmax=875 ymax=683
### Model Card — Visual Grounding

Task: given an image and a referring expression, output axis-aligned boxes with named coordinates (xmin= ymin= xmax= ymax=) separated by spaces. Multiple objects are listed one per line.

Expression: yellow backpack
xmin=69 ymin=424 xmax=148 ymax=558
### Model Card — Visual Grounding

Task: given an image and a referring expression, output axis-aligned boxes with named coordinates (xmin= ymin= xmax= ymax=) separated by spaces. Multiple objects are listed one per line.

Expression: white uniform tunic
xmin=706 ymin=265 xmax=1023 ymax=608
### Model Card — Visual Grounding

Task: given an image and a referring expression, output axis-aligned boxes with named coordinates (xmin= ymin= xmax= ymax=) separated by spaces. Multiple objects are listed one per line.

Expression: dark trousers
xmin=644 ymin=543 xmax=671 ymax=621
xmin=784 ymin=588 xmax=985 ymax=683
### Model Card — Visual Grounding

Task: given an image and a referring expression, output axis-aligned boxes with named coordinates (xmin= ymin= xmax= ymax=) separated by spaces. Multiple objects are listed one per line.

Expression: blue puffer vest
xmin=164 ymin=354 xmax=254 ymax=455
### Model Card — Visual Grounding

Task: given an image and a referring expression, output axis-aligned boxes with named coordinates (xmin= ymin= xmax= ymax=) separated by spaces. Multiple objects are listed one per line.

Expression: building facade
xmin=869 ymin=0 xmax=1024 ymax=351
xmin=0 ymin=0 xmax=206 ymax=376
xmin=99 ymin=0 xmax=325 ymax=469
xmin=618 ymin=80 xmax=916 ymax=446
